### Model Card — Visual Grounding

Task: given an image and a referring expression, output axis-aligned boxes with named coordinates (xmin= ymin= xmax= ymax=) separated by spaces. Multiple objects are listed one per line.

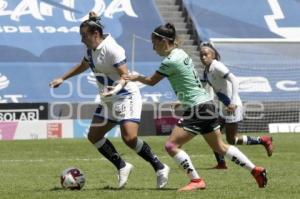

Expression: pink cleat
xmin=261 ymin=136 xmax=273 ymax=157
xmin=178 ymin=179 xmax=206 ymax=192
xmin=251 ymin=166 xmax=267 ymax=188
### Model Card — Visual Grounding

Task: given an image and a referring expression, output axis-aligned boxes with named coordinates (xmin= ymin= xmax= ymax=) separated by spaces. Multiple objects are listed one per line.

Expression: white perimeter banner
xmin=269 ymin=123 xmax=300 ymax=133
xmin=0 ymin=119 xmax=120 ymax=140
xmin=0 ymin=120 xmax=73 ymax=140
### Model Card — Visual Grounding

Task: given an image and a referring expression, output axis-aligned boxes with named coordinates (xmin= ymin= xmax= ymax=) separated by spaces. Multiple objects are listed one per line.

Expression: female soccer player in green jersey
xmin=125 ymin=23 xmax=267 ymax=191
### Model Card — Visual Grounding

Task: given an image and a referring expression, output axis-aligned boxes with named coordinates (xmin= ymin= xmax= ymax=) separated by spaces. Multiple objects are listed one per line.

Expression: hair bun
xmin=165 ymin=23 xmax=175 ymax=31
xmin=89 ymin=11 xmax=98 ymax=21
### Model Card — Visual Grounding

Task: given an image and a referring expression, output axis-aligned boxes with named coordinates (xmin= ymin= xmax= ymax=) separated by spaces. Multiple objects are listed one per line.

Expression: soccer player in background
xmin=49 ymin=12 xmax=170 ymax=189
xmin=199 ymin=42 xmax=273 ymax=169
xmin=125 ymin=23 xmax=268 ymax=191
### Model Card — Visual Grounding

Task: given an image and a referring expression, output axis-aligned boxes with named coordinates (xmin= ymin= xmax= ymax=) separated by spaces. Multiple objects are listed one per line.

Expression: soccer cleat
xmin=156 ymin=164 xmax=170 ymax=189
xmin=118 ymin=162 xmax=133 ymax=188
xmin=178 ymin=179 xmax=206 ymax=192
xmin=212 ymin=162 xmax=228 ymax=169
xmin=261 ymin=136 xmax=273 ymax=157
xmin=251 ymin=166 xmax=267 ymax=188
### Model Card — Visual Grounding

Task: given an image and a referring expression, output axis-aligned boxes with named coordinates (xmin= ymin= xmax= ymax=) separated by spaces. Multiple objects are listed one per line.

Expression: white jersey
xmin=202 ymin=60 xmax=243 ymax=122
xmin=84 ymin=34 xmax=139 ymax=101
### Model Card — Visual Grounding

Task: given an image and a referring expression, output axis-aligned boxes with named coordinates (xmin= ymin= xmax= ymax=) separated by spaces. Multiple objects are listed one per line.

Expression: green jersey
xmin=157 ymin=48 xmax=212 ymax=108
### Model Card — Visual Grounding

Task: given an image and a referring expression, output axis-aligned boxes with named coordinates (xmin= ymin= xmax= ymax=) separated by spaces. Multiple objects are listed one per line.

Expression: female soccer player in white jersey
xmin=125 ymin=23 xmax=268 ymax=191
xmin=49 ymin=12 xmax=169 ymax=189
xmin=199 ymin=42 xmax=273 ymax=169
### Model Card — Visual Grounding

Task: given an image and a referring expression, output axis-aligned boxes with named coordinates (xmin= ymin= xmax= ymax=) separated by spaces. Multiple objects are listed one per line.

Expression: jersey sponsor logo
xmin=0 ymin=0 xmax=138 ymax=56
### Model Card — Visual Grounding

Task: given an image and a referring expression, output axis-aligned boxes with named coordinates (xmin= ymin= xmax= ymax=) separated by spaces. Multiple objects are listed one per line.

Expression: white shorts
xmin=219 ymin=104 xmax=243 ymax=123
xmin=94 ymin=92 xmax=142 ymax=124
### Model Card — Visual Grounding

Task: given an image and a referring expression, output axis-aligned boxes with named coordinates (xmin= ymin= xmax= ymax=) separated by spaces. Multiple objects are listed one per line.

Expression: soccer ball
xmin=60 ymin=167 xmax=86 ymax=190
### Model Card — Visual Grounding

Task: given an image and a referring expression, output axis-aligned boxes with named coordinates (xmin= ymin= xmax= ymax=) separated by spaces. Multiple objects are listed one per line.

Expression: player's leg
xmin=87 ymin=105 xmax=130 ymax=188
xmin=117 ymin=94 xmax=169 ymax=188
xmin=200 ymin=102 xmax=267 ymax=188
xmin=212 ymin=117 xmax=227 ymax=169
xmin=226 ymin=105 xmax=273 ymax=156
xmin=213 ymin=121 xmax=239 ymax=169
xmin=235 ymin=133 xmax=273 ymax=157
xmin=165 ymin=125 xmax=205 ymax=191
xmin=203 ymin=129 xmax=267 ymax=188
xmin=120 ymin=121 xmax=166 ymax=172
xmin=120 ymin=121 xmax=169 ymax=188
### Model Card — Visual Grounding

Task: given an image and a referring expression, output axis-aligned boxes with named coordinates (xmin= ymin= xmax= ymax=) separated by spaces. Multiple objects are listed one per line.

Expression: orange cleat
xmin=213 ymin=162 xmax=228 ymax=169
xmin=251 ymin=166 xmax=267 ymax=188
xmin=261 ymin=136 xmax=273 ymax=157
xmin=178 ymin=179 xmax=206 ymax=192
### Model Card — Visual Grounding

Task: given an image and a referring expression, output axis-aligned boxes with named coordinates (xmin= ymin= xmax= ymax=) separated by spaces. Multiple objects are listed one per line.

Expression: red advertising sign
xmin=47 ymin=122 xmax=62 ymax=138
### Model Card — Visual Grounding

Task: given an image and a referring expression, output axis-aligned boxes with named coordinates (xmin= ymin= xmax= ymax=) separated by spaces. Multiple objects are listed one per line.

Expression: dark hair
xmin=200 ymin=42 xmax=221 ymax=60
xmin=80 ymin=11 xmax=104 ymax=36
xmin=152 ymin=23 xmax=176 ymax=43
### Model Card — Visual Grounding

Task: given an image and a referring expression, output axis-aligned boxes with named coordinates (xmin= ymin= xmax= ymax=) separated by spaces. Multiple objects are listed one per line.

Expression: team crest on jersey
xmin=184 ymin=57 xmax=190 ymax=65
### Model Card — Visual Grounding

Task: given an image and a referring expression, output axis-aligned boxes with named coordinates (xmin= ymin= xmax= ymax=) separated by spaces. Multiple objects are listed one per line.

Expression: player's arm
xmin=125 ymin=71 xmax=165 ymax=86
xmin=102 ymin=64 xmax=128 ymax=96
xmin=226 ymin=73 xmax=239 ymax=105
xmin=225 ymin=73 xmax=239 ymax=113
xmin=215 ymin=62 xmax=238 ymax=112
xmin=49 ymin=59 xmax=89 ymax=88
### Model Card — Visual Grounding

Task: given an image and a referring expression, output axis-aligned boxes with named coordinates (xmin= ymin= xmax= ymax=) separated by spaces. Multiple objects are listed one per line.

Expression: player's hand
xmin=49 ymin=78 xmax=64 ymax=88
xmin=124 ymin=74 xmax=139 ymax=81
xmin=101 ymin=86 xmax=114 ymax=97
xmin=226 ymin=104 xmax=237 ymax=114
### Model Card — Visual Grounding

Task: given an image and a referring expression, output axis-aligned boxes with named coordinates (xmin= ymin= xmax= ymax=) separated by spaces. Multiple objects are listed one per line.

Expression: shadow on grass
xmin=50 ymin=186 xmax=177 ymax=191
xmin=195 ymin=166 xmax=229 ymax=170
xmin=99 ymin=185 xmax=177 ymax=191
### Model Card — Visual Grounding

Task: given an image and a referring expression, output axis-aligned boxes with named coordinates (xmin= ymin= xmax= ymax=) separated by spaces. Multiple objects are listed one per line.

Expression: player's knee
xmin=122 ymin=135 xmax=137 ymax=149
xmin=226 ymin=137 xmax=236 ymax=145
xmin=87 ymin=129 xmax=95 ymax=143
xmin=214 ymin=143 xmax=228 ymax=155
xmin=87 ymin=126 xmax=107 ymax=143
xmin=165 ymin=141 xmax=177 ymax=153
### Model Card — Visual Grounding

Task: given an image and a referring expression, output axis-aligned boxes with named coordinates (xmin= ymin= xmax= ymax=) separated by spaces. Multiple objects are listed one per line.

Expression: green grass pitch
xmin=0 ymin=133 xmax=299 ymax=199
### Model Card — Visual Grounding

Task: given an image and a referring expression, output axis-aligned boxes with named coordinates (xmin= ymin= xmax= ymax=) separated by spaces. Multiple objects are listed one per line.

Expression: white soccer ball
xmin=60 ymin=167 xmax=86 ymax=190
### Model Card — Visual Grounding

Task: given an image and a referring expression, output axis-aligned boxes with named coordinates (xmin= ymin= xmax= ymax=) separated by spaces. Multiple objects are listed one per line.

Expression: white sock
xmin=225 ymin=145 xmax=255 ymax=171
xmin=242 ymin=135 xmax=248 ymax=145
xmin=173 ymin=149 xmax=200 ymax=180
xmin=234 ymin=137 xmax=239 ymax=145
